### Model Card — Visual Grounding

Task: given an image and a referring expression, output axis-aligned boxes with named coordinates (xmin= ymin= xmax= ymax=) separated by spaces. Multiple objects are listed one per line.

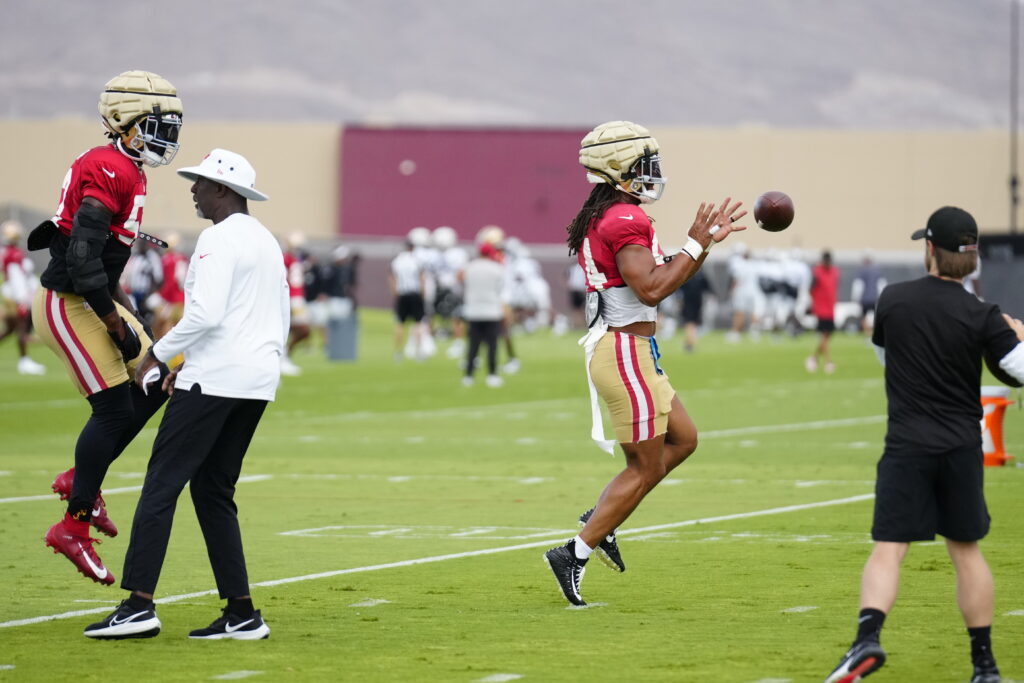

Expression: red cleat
xmin=51 ymin=467 xmax=75 ymax=500
xmin=89 ymin=494 xmax=118 ymax=538
xmin=44 ymin=515 xmax=115 ymax=586
xmin=50 ymin=467 xmax=118 ymax=537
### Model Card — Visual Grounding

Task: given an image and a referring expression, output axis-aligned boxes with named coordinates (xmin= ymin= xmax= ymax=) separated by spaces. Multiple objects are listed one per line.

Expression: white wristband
xmin=681 ymin=237 xmax=703 ymax=261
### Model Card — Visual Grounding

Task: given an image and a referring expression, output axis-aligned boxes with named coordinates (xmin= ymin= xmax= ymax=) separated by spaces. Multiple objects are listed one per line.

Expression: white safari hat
xmin=177 ymin=148 xmax=269 ymax=201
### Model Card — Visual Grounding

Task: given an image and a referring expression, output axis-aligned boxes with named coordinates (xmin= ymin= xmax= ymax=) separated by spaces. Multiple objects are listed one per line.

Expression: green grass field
xmin=1 ymin=310 xmax=1022 ymax=682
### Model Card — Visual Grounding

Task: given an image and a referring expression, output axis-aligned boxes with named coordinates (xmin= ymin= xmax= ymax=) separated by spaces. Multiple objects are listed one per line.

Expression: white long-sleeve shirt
xmin=152 ymin=213 xmax=289 ymax=401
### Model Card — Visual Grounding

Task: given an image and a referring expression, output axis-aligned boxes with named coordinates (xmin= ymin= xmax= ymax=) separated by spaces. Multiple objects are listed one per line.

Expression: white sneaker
xmin=280 ymin=356 xmax=302 ymax=376
xmin=17 ymin=356 xmax=46 ymax=375
xmin=446 ymin=339 xmax=465 ymax=359
xmin=725 ymin=331 xmax=741 ymax=344
xmin=804 ymin=356 xmax=818 ymax=373
xmin=461 ymin=376 xmax=474 ymax=387
xmin=824 ymin=362 xmax=836 ymax=375
xmin=502 ymin=358 xmax=520 ymax=375
xmin=486 ymin=374 xmax=504 ymax=388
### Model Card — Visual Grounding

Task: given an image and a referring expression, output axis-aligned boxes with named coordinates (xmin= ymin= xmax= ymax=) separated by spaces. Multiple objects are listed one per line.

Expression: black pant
xmin=70 ymin=381 xmax=169 ymax=513
xmin=121 ymin=385 xmax=267 ymax=598
xmin=465 ymin=319 xmax=500 ymax=376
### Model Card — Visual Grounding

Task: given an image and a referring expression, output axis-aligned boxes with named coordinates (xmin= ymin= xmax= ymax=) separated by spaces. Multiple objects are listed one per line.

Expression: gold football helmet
xmin=579 ymin=121 xmax=665 ymax=204
xmin=99 ymin=70 xmax=183 ymax=167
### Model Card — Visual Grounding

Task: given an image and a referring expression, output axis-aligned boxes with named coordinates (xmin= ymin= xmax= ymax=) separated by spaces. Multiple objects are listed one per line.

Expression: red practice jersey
xmin=51 ymin=144 xmax=147 ymax=247
xmin=1 ymin=244 xmax=27 ymax=278
xmin=577 ymin=202 xmax=665 ymax=292
xmin=159 ymin=250 xmax=188 ymax=305
xmin=284 ymin=252 xmax=305 ymax=298
xmin=811 ymin=264 xmax=841 ymax=319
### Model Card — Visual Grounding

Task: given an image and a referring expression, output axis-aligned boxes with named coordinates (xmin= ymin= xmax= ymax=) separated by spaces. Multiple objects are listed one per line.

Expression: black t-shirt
xmin=873 ymin=276 xmax=1019 ymax=455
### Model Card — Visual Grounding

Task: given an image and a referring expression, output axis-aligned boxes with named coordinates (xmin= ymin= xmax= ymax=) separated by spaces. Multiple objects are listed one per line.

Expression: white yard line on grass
xmin=0 ymin=416 xmax=884 ymax=505
xmin=0 ymin=474 xmax=273 ymax=505
xmin=0 ymin=493 xmax=873 ymax=630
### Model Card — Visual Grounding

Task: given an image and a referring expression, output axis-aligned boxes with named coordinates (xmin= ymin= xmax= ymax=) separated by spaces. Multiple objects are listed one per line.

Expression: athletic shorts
xmin=871 ymin=448 xmax=990 ymax=543
xmin=816 ymin=318 xmax=836 ymax=333
xmin=589 ymin=332 xmax=675 ymax=444
xmin=395 ymin=292 xmax=425 ymax=323
xmin=32 ymin=288 xmax=152 ymax=397
xmin=290 ymin=296 xmax=311 ymax=326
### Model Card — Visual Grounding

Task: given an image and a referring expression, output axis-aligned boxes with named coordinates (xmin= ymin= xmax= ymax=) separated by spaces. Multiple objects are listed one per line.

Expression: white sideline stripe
xmin=700 ymin=415 xmax=884 ymax=439
xmin=0 ymin=493 xmax=873 ymax=630
xmin=211 ymin=672 xmax=264 ymax=680
xmin=0 ymin=474 xmax=273 ymax=504
xmin=477 ymin=675 xmax=524 ymax=682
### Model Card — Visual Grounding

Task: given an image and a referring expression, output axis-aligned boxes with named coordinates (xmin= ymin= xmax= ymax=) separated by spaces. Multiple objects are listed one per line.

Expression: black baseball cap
xmin=911 ymin=206 xmax=978 ymax=253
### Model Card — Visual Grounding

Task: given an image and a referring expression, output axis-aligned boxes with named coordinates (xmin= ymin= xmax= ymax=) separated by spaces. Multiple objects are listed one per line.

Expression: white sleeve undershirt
xmin=873 ymin=343 xmax=886 ymax=367
xmin=999 ymin=342 xmax=1024 ymax=383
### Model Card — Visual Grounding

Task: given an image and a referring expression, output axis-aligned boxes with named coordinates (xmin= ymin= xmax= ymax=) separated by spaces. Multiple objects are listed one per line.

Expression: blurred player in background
xmin=504 ymin=236 xmax=552 ymax=334
xmin=407 ymin=226 xmax=438 ymax=358
xmin=431 ymin=225 xmax=468 ymax=359
xmin=0 ymin=220 xmax=47 ymax=375
xmin=544 ymin=121 xmax=746 ymax=606
xmin=826 ymin=207 xmax=1024 ymax=683
xmin=121 ymin=238 xmax=162 ymax=326
xmin=726 ymin=243 xmax=764 ymax=342
xmin=677 ymin=268 xmax=712 ymax=353
xmin=390 ymin=235 xmax=428 ymax=361
xmin=806 ymin=249 xmax=840 ymax=373
xmin=152 ymin=231 xmax=188 ymax=339
xmin=460 ymin=241 xmax=507 ymax=387
xmin=28 ymin=70 xmax=182 ymax=584
xmin=476 ymin=225 xmax=519 ymax=373
xmin=566 ymin=261 xmax=588 ymax=329
xmin=851 ymin=251 xmax=886 ymax=336
xmin=281 ymin=232 xmax=310 ymax=375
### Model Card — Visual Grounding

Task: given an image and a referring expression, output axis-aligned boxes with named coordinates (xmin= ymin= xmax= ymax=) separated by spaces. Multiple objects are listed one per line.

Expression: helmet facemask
xmin=123 ymin=109 xmax=182 ymax=167
xmin=619 ymin=149 xmax=665 ymax=204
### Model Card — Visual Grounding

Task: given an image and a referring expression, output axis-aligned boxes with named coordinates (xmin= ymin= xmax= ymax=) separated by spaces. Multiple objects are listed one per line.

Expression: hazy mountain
xmin=0 ymin=0 xmax=1014 ymax=128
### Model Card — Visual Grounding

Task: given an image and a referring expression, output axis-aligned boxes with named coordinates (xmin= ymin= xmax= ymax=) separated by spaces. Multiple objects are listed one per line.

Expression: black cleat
xmin=543 ymin=543 xmax=587 ymax=606
xmin=825 ymin=639 xmax=887 ymax=683
xmin=189 ymin=609 xmax=270 ymax=640
xmin=84 ymin=600 xmax=161 ymax=640
xmin=579 ymin=508 xmax=625 ymax=573
xmin=971 ymin=659 xmax=1001 ymax=683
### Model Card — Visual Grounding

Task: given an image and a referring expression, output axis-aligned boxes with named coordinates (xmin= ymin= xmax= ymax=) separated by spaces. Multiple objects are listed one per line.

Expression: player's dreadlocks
xmin=566 ymin=183 xmax=622 ymax=256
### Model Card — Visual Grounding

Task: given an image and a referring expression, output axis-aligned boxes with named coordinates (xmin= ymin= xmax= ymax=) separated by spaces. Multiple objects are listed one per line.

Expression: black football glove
xmin=108 ymin=317 xmax=142 ymax=361
xmin=126 ymin=307 xmax=156 ymax=343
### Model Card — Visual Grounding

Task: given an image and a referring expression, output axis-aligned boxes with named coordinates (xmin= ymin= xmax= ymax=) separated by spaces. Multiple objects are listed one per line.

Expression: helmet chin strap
xmin=113 ymin=136 xmax=144 ymax=165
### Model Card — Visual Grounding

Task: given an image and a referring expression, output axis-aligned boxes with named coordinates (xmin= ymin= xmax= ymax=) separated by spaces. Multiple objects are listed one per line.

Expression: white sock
xmin=572 ymin=535 xmax=593 ymax=560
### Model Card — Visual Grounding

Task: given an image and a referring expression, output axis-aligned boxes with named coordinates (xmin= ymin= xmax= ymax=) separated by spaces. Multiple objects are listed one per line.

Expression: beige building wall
xmin=0 ymin=120 xmax=339 ymax=241
xmin=649 ymin=127 xmax=1013 ymax=253
xmin=1 ymin=120 xmax=1013 ymax=252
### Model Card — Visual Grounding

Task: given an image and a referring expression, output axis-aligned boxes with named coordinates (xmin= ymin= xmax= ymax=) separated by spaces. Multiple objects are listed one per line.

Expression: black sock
xmin=855 ymin=608 xmax=886 ymax=644
xmin=565 ymin=539 xmax=588 ymax=565
xmin=127 ymin=593 xmax=153 ymax=611
xmin=228 ymin=597 xmax=255 ymax=617
xmin=968 ymin=626 xmax=994 ymax=664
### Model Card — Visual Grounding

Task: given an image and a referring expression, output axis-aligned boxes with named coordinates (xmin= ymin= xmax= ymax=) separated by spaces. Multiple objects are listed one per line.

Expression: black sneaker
xmin=83 ymin=599 xmax=161 ymax=639
xmin=543 ymin=543 xmax=587 ymax=606
xmin=825 ymin=640 xmax=886 ymax=683
xmin=189 ymin=609 xmax=270 ymax=640
xmin=971 ymin=659 xmax=1001 ymax=683
xmin=579 ymin=507 xmax=625 ymax=573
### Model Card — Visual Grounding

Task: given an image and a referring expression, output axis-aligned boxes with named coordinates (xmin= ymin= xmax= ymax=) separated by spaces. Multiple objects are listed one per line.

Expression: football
xmin=753 ymin=191 xmax=795 ymax=232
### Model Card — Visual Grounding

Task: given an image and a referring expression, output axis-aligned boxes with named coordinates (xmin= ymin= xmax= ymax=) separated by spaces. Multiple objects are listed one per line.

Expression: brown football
xmin=753 ymin=191 xmax=795 ymax=232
